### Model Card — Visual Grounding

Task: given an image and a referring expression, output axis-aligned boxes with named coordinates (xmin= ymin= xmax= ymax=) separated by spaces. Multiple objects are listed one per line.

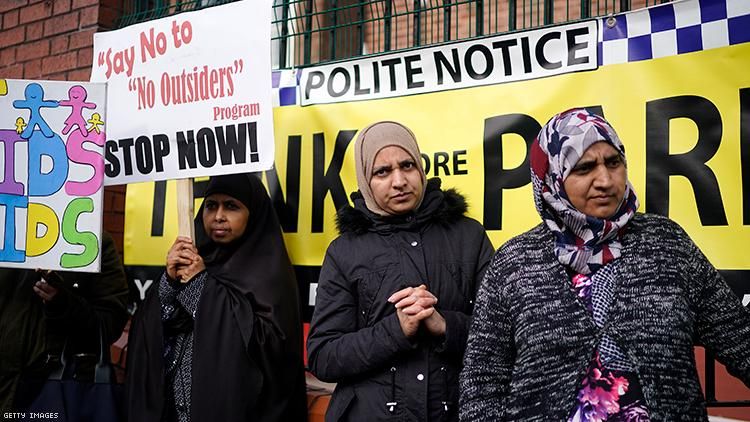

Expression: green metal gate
xmin=117 ymin=0 xmax=658 ymax=68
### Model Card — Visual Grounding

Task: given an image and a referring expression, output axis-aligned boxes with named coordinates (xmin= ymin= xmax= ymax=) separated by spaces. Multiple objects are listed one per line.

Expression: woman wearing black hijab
xmin=126 ymin=173 xmax=307 ymax=422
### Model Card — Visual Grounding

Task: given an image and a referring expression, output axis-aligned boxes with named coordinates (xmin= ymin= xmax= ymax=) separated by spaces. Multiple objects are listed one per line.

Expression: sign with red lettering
xmin=91 ymin=0 xmax=274 ymax=185
xmin=0 ymin=79 xmax=105 ymax=272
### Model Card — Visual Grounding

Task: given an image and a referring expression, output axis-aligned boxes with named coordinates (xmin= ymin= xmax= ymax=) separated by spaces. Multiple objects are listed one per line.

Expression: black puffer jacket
xmin=307 ymin=179 xmax=494 ymax=422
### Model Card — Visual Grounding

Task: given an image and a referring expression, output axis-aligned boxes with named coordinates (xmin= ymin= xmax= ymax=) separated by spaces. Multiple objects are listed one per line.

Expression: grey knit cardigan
xmin=460 ymin=213 xmax=750 ymax=421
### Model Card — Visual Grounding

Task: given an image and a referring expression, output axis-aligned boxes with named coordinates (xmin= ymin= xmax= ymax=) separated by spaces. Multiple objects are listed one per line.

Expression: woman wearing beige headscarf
xmin=307 ymin=121 xmax=494 ymax=421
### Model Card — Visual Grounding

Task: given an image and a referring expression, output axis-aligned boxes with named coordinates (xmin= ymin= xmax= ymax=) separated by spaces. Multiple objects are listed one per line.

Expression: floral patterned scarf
xmin=530 ymin=108 xmax=639 ymax=274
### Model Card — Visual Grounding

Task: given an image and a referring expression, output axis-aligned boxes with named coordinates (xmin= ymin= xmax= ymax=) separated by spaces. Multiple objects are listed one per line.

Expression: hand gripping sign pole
xmin=176 ymin=177 xmax=197 ymax=283
xmin=176 ymin=178 xmax=195 ymax=240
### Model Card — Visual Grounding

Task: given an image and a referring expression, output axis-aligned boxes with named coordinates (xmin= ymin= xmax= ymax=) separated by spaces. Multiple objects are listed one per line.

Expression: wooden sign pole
xmin=176 ymin=178 xmax=195 ymax=240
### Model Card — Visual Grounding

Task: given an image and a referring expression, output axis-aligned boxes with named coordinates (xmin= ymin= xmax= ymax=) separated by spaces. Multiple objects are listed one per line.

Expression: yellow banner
xmin=125 ymin=42 xmax=750 ymax=271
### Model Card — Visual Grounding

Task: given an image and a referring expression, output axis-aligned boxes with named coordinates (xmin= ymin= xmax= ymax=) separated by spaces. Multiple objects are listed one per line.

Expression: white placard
xmin=91 ymin=0 xmax=275 ymax=185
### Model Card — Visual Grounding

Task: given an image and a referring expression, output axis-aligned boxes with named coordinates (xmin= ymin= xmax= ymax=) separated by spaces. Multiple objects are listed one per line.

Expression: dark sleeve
xmin=45 ymin=231 xmax=130 ymax=346
xmin=680 ymin=227 xmax=750 ymax=387
xmin=175 ymin=272 xmax=206 ymax=318
xmin=158 ymin=272 xmax=179 ymax=320
xmin=459 ymin=246 xmax=515 ymax=422
xmin=436 ymin=226 xmax=495 ymax=360
xmin=158 ymin=271 xmax=207 ymax=321
xmin=306 ymin=245 xmax=416 ymax=383
xmin=125 ymin=272 xmax=166 ymax=422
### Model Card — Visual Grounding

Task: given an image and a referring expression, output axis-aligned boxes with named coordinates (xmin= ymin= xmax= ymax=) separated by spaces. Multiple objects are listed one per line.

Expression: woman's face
xmin=563 ymin=142 xmax=627 ymax=219
xmin=202 ymin=193 xmax=250 ymax=244
xmin=369 ymin=145 xmax=424 ymax=215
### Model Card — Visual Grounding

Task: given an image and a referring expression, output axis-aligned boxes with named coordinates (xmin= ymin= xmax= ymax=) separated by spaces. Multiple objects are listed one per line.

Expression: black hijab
xmin=196 ymin=173 xmax=296 ymax=296
xmin=127 ymin=173 xmax=307 ymax=422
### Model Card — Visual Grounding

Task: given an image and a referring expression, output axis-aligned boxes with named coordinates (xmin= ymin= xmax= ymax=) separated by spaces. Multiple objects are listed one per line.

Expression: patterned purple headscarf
xmin=530 ymin=108 xmax=639 ymax=274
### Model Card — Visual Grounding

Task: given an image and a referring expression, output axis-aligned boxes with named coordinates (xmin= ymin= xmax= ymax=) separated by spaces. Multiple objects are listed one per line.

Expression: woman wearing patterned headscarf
xmin=307 ymin=121 xmax=494 ymax=421
xmin=459 ymin=108 xmax=750 ymax=421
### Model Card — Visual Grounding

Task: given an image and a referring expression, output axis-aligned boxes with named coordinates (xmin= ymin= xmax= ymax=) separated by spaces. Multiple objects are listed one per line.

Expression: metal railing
xmin=117 ymin=0 xmax=234 ymax=27
xmin=118 ymin=0 xmax=666 ymax=68
xmin=270 ymin=0 xmax=639 ymax=67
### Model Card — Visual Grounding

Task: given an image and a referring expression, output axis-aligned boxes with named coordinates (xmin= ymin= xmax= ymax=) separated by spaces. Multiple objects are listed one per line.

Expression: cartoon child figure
xmin=15 ymin=117 xmax=26 ymax=134
xmin=13 ymin=83 xmax=58 ymax=139
xmin=87 ymin=113 xmax=105 ymax=134
xmin=59 ymin=85 xmax=96 ymax=136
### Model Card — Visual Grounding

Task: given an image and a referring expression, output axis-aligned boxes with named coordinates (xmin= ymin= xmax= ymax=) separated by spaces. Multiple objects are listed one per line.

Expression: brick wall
xmin=0 ymin=0 xmax=127 ymax=254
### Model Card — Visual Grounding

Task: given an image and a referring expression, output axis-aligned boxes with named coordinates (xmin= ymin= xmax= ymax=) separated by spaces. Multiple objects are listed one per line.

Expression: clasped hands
xmin=388 ymin=284 xmax=446 ymax=338
xmin=166 ymin=236 xmax=206 ymax=283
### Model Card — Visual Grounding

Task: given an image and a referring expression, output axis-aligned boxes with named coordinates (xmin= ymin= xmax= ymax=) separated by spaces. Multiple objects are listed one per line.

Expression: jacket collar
xmin=336 ymin=178 xmax=468 ymax=235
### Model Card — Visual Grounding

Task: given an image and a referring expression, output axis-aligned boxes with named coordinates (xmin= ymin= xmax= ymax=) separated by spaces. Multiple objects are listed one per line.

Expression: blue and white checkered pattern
xmin=271 ymin=69 xmax=300 ymax=107
xmin=599 ymin=0 xmax=750 ymax=66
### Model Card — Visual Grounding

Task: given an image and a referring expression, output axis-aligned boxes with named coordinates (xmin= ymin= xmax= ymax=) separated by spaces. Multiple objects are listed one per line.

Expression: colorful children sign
xmin=0 ymin=79 xmax=106 ymax=272
xmin=90 ymin=0 xmax=275 ymax=185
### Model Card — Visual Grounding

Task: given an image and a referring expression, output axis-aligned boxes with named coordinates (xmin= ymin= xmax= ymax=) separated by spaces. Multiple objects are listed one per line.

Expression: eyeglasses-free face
xmin=369 ymin=146 xmax=425 ymax=216
xmin=202 ymin=193 xmax=250 ymax=244
xmin=563 ymin=141 xmax=627 ymax=219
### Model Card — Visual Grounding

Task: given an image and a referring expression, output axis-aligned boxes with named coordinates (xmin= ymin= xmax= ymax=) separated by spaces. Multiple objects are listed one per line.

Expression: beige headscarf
xmin=354 ymin=121 xmax=427 ymax=216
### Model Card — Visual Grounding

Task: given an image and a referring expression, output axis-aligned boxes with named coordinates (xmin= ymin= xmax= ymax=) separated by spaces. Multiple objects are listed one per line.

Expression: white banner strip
xmin=300 ymin=20 xmax=598 ymax=105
